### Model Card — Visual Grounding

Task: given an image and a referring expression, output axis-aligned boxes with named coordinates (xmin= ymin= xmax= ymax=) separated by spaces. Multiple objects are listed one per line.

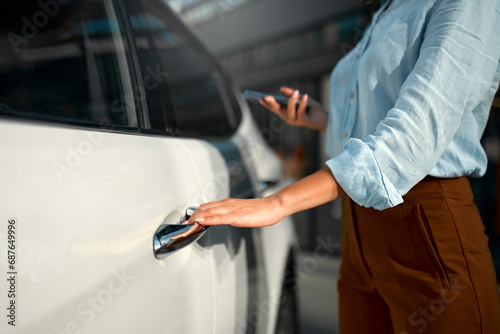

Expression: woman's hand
xmin=259 ymin=86 xmax=328 ymax=132
xmin=183 ymin=167 xmax=344 ymax=231
xmin=187 ymin=196 xmax=284 ymax=228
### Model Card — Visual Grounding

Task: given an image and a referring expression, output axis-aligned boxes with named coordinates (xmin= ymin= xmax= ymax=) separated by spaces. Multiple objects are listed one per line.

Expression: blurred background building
xmin=166 ymin=0 xmax=500 ymax=332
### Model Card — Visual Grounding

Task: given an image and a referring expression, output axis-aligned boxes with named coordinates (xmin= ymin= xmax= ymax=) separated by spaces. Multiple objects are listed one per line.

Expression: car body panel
xmin=0 ymin=0 xmax=298 ymax=332
xmin=0 ymin=119 xmax=222 ymax=333
xmin=0 ymin=106 xmax=297 ymax=334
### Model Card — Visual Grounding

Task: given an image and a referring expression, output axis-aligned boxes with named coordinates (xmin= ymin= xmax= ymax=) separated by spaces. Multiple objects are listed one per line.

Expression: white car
xmin=0 ymin=0 xmax=298 ymax=333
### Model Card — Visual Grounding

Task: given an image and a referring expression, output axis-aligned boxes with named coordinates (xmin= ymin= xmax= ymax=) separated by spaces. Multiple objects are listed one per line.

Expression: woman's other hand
xmin=259 ymin=86 xmax=328 ymax=132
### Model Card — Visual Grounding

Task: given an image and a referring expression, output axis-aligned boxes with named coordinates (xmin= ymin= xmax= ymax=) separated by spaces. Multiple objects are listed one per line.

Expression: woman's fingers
xmin=195 ymin=214 xmax=238 ymax=226
xmin=258 ymin=87 xmax=315 ymax=128
xmin=188 ymin=200 xmax=237 ymax=224
xmin=259 ymin=96 xmax=288 ymax=122
xmin=280 ymin=86 xmax=294 ymax=97
xmin=189 ymin=208 xmax=237 ymax=226
xmin=193 ymin=204 xmax=234 ymax=220
xmin=171 ymin=222 xmax=203 ymax=240
xmin=286 ymin=90 xmax=300 ymax=120
xmin=296 ymin=93 xmax=309 ymax=120
xmin=259 ymin=95 xmax=281 ymax=113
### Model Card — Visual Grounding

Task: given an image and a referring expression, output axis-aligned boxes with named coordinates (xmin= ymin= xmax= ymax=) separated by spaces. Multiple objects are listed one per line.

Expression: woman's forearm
xmin=272 ymin=166 xmax=345 ymax=217
xmin=186 ymin=166 xmax=344 ymax=228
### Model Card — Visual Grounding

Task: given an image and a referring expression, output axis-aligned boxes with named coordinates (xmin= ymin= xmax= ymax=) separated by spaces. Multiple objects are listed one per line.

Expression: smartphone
xmin=242 ymin=89 xmax=310 ymax=113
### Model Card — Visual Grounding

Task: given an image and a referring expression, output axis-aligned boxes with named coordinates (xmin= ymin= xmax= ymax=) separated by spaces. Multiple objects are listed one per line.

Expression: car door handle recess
xmin=153 ymin=207 xmax=209 ymax=260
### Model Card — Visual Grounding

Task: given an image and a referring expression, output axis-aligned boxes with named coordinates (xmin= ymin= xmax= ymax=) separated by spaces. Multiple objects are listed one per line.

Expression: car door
xmin=0 ymin=1 xmax=224 ymax=333
xmin=117 ymin=1 xmax=270 ymax=333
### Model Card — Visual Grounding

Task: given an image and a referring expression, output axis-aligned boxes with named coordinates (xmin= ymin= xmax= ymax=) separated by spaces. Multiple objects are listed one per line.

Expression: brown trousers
xmin=339 ymin=176 xmax=500 ymax=333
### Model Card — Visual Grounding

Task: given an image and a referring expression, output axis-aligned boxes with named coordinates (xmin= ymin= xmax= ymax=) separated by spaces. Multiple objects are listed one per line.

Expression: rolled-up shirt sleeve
xmin=326 ymin=0 xmax=500 ymax=210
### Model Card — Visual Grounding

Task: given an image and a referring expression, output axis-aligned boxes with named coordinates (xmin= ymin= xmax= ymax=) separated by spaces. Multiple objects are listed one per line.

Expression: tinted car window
xmin=123 ymin=0 xmax=242 ymax=137
xmin=0 ymin=0 xmax=137 ymax=128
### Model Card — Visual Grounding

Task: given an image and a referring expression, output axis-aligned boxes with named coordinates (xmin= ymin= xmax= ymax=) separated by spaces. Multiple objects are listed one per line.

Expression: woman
xmin=188 ymin=0 xmax=500 ymax=332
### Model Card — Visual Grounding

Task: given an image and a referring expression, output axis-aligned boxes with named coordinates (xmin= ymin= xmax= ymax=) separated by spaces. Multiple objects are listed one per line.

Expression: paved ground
xmin=297 ymin=252 xmax=341 ymax=334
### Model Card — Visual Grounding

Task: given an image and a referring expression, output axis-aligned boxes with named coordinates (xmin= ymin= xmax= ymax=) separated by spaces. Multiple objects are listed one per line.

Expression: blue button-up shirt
xmin=325 ymin=0 xmax=500 ymax=210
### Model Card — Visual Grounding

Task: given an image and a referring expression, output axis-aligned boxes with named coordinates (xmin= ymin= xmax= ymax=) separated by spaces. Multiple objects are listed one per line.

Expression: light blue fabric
xmin=325 ymin=0 xmax=500 ymax=210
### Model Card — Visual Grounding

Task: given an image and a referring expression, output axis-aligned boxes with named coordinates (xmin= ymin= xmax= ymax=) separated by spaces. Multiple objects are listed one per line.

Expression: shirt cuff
xmin=325 ymin=138 xmax=403 ymax=210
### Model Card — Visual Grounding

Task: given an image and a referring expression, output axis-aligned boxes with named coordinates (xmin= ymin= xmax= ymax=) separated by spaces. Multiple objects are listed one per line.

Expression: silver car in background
xmin=0 ymin=0 xmax=298 ymax=333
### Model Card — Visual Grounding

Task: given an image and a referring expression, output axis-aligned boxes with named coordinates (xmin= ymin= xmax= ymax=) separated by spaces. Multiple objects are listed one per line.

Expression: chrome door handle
xmin=153 ymin=207 xmax=209 ymax=260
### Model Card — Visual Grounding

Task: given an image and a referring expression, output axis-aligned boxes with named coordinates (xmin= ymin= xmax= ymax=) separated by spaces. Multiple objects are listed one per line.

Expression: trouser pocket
xmin=383 ymin=202 xmax=452 ymax=290
xmin=413 ymin=203 xmax=451 ymax=289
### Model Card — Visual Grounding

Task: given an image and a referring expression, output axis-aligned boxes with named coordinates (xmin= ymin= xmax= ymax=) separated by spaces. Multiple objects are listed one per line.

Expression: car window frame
xmin=0 ymin=0 xmax=148 ymax=135
xmin=120 ymin=0 xmax=243 ymax=141
xmin=0 ymin=0 xmax=243 ymax=141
